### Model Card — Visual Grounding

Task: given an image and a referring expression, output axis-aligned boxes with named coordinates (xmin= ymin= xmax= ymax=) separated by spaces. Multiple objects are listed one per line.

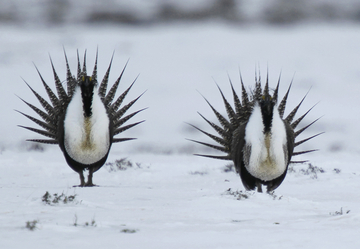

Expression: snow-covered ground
xmin=1 ymin=22 xmax=360 ymax=248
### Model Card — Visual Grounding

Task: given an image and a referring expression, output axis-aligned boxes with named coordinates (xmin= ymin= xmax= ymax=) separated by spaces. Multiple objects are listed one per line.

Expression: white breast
xmin=64 ymin=86 xmax=110 ymax=165
xmin=244 ymin=103 xmax=287 ymax=181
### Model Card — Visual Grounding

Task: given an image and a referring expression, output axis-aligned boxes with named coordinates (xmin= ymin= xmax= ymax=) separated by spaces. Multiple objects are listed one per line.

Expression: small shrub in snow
xmin=288 ymin=163 xmax=325 ymax=179
xmin=287 ymin=164 xmax=296 ymax=173
xmin=73 ymin=214 xmax=96 ymax=227
xmin=25 ymin=220 xmax=38 ymax=231
xmin=300 ymin=164 xmax=325 ymax=179
xmin=189 ymin=171 xmax=208 ymax=175
xmin=333 ymin=168 xmax=341 ymax=174
xmin=330 ymin=207 xmax=350 ymax=216
xmin=121 ymin=228 xmax=137 ymax=233
xmin=27 ymin=143 xmax=45 ymax=152
xmin=42 ymin=191 xmax=77 ymax=205
xmin=224 ymin=188 xmax=251 ymax=200
xmin=222 ymin=163 xmax=235 ymax=173
xmin=106 ymin=158 xmax=141 ymax=172
xmin=84 ymin=219 xmax=96 ymax=227
xmin=268 ymin=191 xmax=283 ymax=200
xmin=73 ymin=214 xmax=78 ymax=227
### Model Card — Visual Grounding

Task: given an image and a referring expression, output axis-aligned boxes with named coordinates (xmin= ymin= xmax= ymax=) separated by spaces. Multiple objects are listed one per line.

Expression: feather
xmin=190 ymin=70 xmax=320 ymax=192
xmin=98 ymin=52 xmax=114 ymax=99
xmin=112 ymin=138 xmax=136 ymax=143
xmin=113 ymin=108 xmax=147 ymax=129
xmin=34 ymin=65 xmax=60 ymax=109
xmin=104 ymin=60 xmax=128 ymax=106
xmin=18 ymin=50 xmax=145 ymax=186
xmin=110 ymin=77 xmax=137 ymax=112
xmin=63 ymin=49 xmax=76 ymax=97
xmin=50 ymin=57 xmax=68 ymax=104
xmin=277 ymin=81 xmax=292 ymax=118
xmin=113 ymin=121 xmax=145 ymax=136
xmin=188 ymin=139 xmax=229 ymax=153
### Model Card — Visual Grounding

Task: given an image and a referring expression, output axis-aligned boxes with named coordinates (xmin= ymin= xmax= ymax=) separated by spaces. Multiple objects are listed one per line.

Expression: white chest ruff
xmin=64 ymin=87 xmax=110 ymax=165
xmin=244 ymin=104 xmax=288 ymax=181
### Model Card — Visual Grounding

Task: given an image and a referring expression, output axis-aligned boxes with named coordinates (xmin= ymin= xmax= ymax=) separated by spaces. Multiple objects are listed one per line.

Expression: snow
xmin=1 ymin=22 xmax=360 ymax=248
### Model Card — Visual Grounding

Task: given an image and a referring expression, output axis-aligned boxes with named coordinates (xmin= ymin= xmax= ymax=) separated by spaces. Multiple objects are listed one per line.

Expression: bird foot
xmin=84 ymin=182 xmax=98 ymax=187
xmin=72 ymin=182 xmax=98 ymax=187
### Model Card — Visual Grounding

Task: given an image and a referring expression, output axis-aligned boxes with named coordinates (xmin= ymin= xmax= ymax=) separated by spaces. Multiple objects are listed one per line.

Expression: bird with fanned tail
xmin=17 ymin=50 xmax=145 ymax=187
xmin=189 ymin=72 xmax=322 ymax=193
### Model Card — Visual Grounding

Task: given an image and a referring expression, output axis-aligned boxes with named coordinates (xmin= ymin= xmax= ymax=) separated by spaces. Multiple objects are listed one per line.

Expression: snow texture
xmin=0 ymin=21 xmax=360 ymax=249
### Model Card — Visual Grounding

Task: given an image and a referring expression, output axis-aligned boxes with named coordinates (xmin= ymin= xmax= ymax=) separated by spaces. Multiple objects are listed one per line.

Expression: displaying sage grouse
xmin=18 ymin=51 xmax=145 ymax=186
xmin=190 ymin=73 xmax=321 ymax=192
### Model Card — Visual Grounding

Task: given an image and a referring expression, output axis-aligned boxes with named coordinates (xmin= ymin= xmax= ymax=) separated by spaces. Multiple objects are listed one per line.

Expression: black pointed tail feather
xmin=197 ymin=112 xmax=227 ymax=139
xmin=294 ymin=132 xmax=324 ymax=147
xmin=98 ymin=52 xmax=115 ymax=99
xmin=216 ymin=84 xmax=237 ymax=127
xmin=187 ymin=139 xmax=229 ymax=153
xmin=272 ymin=72 xmax=281 ymax=103
xmin=277 ymin=81 xmax=292 ymax=118
xmin=50 ymin=56 xmax=68 ymax=103
xmin=112 ymin=92 xmax=144 ymax=121
xmin=285 ymin=91 xmax=308 ymax=124
xmin=63 ymin=48 xmax=76 ymax=97
xmin=76 ymin=50 xmax=82 ymax=81
xmin=91 ymin=48 xmax=98 ymax=85
xmin=104 ymin=60 xmax=129 ymax=106
xmin=18 ymin=97 xmax=56 ymax=125
xmin=110 ymin=77 xmax=138 ymax=112
xmin=263 ymin=70 xmax=270 ymax=96
xmin=202 ymin=96 xmax=231 ymax=131
xmin=112 ymin=138 xmax=137 ymax=143
xmin=229 ymin=77 xmax=242 ymax=118
xmin=113 ymin=121 xmax=145 ymax=136
xmin=113 ymin=108 xmax=147 ymax=130
xmin=292 ymin=149 xmax=318 ymax=156
xmin=240 ymin=73 xmax=250 ymax=108
xmin=18 ymin=125 xmax=57 ymax=140
xmin=294 ymin=117 xmax=322 ymax=138
xmin=186 ymin=123 xmax=227 ymax=148
xmin=82 ymin=49 xmax=87 ymax=75
xmin=34 ymin=65 xmax=60 ymax=109
xmin=27 ymin=139 xmax=58 ymax=145
xmin=23 ymin=81 xmax=55 ymax=116
xmin=290 ymin=160 xmax=309 ymax=164
xmin=16 ymin=110 xmax=56 ymax=134
xmin=290 ymin=104 xmax=317 ymax=130
xmin=194 ymin=154 xmax=232 ymax=160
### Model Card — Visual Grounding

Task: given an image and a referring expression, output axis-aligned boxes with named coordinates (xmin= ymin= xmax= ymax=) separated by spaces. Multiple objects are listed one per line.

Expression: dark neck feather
xmin=260 ymin=99 xmax=274 ymax=133
xmin=80 ymin=76 xmax=94 ymax=117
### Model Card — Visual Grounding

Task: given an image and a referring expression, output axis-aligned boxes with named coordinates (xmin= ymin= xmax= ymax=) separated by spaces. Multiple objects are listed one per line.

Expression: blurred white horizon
xmin=1 ymin=0 xmax=360 ymax=26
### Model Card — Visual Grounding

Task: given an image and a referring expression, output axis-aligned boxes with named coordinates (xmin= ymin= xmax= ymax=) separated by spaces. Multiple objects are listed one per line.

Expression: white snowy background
xmin=1 ymin=1 xmax=360 ymax=248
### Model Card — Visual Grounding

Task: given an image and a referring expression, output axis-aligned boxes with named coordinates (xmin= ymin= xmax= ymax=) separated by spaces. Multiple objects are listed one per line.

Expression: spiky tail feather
xmin=190 ymin=72 xmax=320 ymax=163
xmin=18 ymin=50 xmax=145 ymax=145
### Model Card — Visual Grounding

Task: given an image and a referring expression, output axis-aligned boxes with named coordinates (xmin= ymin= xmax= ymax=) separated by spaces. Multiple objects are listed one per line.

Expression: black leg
xmin=73 ymin=171 xmax=85 ymax=187
xmin=256 ymin=182 xmax=263 ymax=193
xmin=85 ymin=167 xmax=96 ymax=187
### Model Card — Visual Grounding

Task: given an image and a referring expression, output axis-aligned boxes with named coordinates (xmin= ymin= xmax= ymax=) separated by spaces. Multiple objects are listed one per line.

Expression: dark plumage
xmin=190 ymin=72 xmax=321 ymax=192
xmin=18 ymin=50 xmax=145 ymax=186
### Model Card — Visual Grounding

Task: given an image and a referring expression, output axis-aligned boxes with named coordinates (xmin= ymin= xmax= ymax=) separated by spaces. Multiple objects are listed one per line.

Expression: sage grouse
xmin=18 ymin=51 xmax=145 ymax=186
xmin=190 ymin=73 xmax=321 ymax=192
